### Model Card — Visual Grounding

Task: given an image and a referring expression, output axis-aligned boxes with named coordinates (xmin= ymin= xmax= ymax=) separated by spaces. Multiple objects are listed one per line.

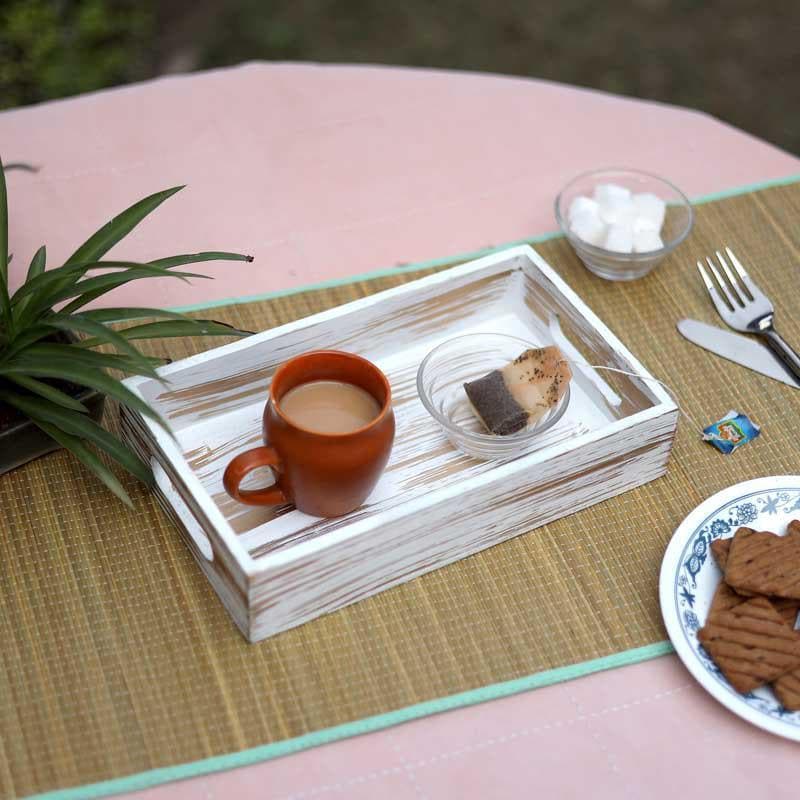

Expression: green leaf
xmin=26 ymin=245 xmax=46 ymax=281
xmin=11 ymin=260 xmax=204 ymax=315
xmin=8 ymin=342 xmax=161 ymax=377
xmin=3 ymin=163 xmax=38 ymax=173
xmin=57 ymin=285 xmax=110 ymax=313
xmin=0 ymin=324 xmax=53 ymax=360
xmin=13 ymin=251 xmax=248 ymax=321
xmin=0 ymin=388 xmax=152 ymax=487
xmin=41 ymin=251 xmax=253 ymax=320
xmin=80 ymin=318 xmax=251 ymax=347
xmin=26 ymin=417 xmax=133 ymax=507
xmin=0 ymin=348 xmax=171 ymax=431
xmin=150 ymin=251 xmax=253 ymax=269
xmin=10 ymin=259 xmax=142 ymax=328
xmin=65 ymin=186 xmax=184 ymax=265
xmin=0 ymin=155 xmax=11 ymax=329
xmin=5 ymin=375 xmax=89 ymax=413
xmin=81 ymin=307 xmax=189 ymax=324
xmin=10 ymin=260 xmax=97 ymax=308
xmin=57 ymin=265 xmax=210 ymax=313
xmin=13 ymin=244 xmax=48 ymax=321
xmin=42 ymin=312 xmax=156 ymax=365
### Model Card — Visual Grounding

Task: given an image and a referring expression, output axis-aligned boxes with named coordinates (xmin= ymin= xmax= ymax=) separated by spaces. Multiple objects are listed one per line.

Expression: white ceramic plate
xmin=660 ymin=476 xmax=800 ymax=740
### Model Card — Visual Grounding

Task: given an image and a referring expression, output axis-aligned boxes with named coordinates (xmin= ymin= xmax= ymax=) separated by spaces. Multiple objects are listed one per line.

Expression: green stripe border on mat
xmin=21 ymin=169 xmax=800 ymax=799
xmin=26 ymin=642 xmax=674 ymax=800
xmin=170 ymin=170 xmax=800 ymax=315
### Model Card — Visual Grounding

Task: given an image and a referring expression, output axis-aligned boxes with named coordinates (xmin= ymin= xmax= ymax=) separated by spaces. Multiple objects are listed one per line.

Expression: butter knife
xmin=677 ymin=319 xmax=800 ymax=388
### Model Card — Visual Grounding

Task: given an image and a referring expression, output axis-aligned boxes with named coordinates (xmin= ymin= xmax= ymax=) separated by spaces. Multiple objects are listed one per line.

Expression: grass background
xmin=1 ymin=0 xmax=798 ymax=154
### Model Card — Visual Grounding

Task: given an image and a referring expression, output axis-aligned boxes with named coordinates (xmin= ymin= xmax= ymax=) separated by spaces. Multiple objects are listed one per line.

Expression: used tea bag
xmin=464 ymin=346 xmax=572 ymax=435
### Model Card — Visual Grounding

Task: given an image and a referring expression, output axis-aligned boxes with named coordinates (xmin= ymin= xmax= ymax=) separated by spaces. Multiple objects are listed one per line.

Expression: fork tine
xmin=697 ymin=261 xmax=732 ymax=318
xmin=725 ymin=246 xmax=759 ymax=298
xmin=706 ymin=257 xmax=737 ymax=310
xmin=726 ymin=246 xmax=749 ymax=279
xmin=716 ymin=250 xmax=746 ymax=306
xmin=697 ymin=261 xmax=714 ymax=291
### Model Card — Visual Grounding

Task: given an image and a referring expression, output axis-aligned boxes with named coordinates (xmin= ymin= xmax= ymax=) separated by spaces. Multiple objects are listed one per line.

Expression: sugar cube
xmin=599 ymin=195 xmax=637 ymax=226
xmin=593 ymin=183 xmax=631 ymax=206
xmin=567 ymin=195 xmax=599 ymax=222
xmin=632 ymin=192 xmax=666 ymax=232
xmin=633 ymin=229 xmax=664 ymax=253
xmin=570 ymin=210 xmax=607 ymax=247
xmin=604 ymin=223 xmax=634 ymax=253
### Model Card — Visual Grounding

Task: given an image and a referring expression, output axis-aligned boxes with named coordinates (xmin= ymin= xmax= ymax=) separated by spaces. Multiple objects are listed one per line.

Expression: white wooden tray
xmin=121 ymin=245 xmax=678 ymax=642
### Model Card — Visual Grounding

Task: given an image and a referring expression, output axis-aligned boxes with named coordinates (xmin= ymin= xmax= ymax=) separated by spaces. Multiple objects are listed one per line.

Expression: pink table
xmin=3 ymin=63 xmax=799 ymax=799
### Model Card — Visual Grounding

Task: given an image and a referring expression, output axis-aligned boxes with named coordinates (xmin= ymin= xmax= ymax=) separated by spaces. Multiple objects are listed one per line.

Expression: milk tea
xmin=278 ymin=380 xmax=381 ymax=434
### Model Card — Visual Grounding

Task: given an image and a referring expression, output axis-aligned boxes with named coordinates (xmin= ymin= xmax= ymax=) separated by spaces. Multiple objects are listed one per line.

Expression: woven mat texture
xmin=2 ymin=183 xmax=800 ymax=798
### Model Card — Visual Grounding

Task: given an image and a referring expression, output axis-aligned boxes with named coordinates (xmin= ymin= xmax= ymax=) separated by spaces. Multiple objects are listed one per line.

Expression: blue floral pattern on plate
xmin=674 ymin=488 xmax=800 ymax=726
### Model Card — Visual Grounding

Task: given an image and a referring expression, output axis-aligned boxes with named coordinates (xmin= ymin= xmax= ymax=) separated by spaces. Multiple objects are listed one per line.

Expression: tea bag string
xmin=558 ymin=359 xmax=722 ymax=443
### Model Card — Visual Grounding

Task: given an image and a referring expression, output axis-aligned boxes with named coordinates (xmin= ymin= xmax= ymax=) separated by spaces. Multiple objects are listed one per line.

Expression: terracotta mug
xmin=222 ymin=350 xmax=394 ymax=517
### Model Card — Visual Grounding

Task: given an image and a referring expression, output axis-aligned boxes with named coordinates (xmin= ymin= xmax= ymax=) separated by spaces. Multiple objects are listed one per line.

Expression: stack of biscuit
xmin=699 ymin=520 xmax=800 ymax=710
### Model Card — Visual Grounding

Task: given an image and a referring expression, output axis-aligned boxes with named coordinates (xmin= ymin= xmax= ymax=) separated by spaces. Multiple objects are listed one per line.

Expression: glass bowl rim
xmin=416 ymin=333 xmax=571 ymax=443
xmin=554 ymin=166 xmax=694 ymax=262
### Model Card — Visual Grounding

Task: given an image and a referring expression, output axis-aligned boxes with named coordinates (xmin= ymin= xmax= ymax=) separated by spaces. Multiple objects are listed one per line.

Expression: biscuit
xmin=773 ymin=669 xmax=800 ymax=711
xmin=713 ymin=529 xmax=759 ymax=595
xmin=710 ymin=528 xmax=762 ymax=572
xmin=697 ymin=597 xmax=800 ymax=694
xmin=711 ymin=537 xmax=732 ymax=570
xmin=708 ymin=580 xmax=745 ymax=615
xmin=724 ymin=527 xmax=800 ymax=599
xmin=773 ymin=598 xmax=800 ymax=627
xmin=770 ymin=594 xmax=800 ymax=710
xmin=706 ymin=578 xmax=799 ymax=624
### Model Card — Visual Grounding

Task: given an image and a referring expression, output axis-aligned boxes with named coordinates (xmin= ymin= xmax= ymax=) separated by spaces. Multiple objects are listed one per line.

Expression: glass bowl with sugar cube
xmin=555 ymin=168 xmax=693 ymax=281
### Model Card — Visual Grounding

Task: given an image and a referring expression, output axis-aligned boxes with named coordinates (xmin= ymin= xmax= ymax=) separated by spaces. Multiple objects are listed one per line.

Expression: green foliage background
xmin=0 ymin=0 xmax=152 ymax=108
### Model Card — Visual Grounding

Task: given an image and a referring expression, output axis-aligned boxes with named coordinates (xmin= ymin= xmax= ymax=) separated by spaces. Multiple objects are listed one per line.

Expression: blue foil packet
xmin=703 ymin=410 xmax=760 ymax=454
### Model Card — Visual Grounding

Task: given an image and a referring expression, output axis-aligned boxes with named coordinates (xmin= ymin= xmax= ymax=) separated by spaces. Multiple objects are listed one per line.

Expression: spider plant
xmin=0 ymin=154 xmax=253 ymax=505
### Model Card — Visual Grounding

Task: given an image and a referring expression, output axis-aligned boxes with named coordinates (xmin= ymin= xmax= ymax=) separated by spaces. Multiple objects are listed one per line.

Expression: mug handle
xmin=223 ymin=446 xmax=288 ymax=506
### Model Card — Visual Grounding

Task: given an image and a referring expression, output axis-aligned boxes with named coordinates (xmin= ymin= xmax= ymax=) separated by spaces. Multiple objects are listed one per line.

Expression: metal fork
xmin=696 ymin=246 xmax=800 ymax=383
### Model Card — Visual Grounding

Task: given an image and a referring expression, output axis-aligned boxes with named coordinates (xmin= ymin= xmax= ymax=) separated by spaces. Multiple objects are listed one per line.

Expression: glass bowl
xmin=554 ymin=167 xmax=694 ymax=281
xmin=416 ymin=333 xmax=570 ymax=461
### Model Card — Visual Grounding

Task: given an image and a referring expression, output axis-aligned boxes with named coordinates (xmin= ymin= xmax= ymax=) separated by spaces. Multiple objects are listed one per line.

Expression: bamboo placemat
xmin=2 ymin=180 xmax=800 ymax=798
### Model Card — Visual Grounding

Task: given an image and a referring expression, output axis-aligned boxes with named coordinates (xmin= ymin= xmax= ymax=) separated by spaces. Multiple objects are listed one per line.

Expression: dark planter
xmin=0 ymin=332 xmax=106 ymax=476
